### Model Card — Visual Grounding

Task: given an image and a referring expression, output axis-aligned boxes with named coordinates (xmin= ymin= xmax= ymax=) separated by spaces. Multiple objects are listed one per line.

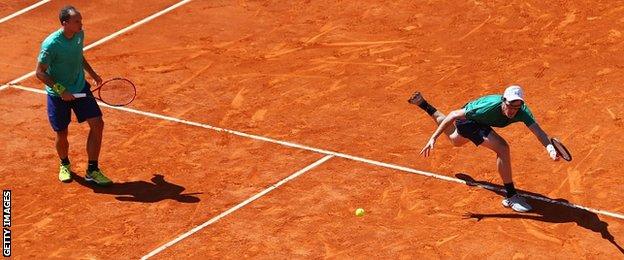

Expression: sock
xmin=418 ymin=100 xmax=437 ymax=116
xmin=504 ymin=182 xmax=517 ymax=198
xmin=60 ymin=157 xmax=70 ymax=166
xmin=87 ymin=160 xmax=99 ymax=172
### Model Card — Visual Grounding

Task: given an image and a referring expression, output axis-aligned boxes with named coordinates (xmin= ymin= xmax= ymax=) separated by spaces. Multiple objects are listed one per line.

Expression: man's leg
xmin=84 ymin=116 xmax=111 ymax=186
xmin=480 ymin=130 xmax=531 ymax=212
xmin=86 ymin=116 xmax=103 ymax=162
xmin=56 ymin=129 xmax=69 ymax=161
xmin=47 ymin=94 xmax=72 ymax=182
xmin=408 ymin=91 xmax=468 ymax=146
xmin=56 ymin=129 xmax=72 ymax=182
xmin=76 ymin=87 xmax=112 ymax=186
xmin=479 ymin=131 xmax=512 ymax=184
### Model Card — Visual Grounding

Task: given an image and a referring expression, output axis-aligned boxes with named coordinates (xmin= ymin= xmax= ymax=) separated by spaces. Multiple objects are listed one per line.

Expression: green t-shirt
xmin=463 ymin=94 xmax=536 ymax=127
xmin=38 ymin=29 xmax=85 ymax=96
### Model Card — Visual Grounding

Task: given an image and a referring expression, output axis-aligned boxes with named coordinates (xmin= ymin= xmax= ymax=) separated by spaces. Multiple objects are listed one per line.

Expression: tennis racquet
xmin=73 ymin=77 xmax=136 ymax=106
xmin=551 ymin=138 xmax=572 ymax=161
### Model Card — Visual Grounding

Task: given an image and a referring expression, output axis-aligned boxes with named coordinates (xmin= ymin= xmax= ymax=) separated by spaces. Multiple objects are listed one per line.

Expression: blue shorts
xmin=455 ymin=119 xmax=492 ymax=146
xmin=47 ymin=82 xmax=102 ymax=132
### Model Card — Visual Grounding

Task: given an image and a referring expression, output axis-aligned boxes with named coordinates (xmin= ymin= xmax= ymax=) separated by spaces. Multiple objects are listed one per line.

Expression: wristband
xmin=52 ymin=83 xmax=66 ymax=94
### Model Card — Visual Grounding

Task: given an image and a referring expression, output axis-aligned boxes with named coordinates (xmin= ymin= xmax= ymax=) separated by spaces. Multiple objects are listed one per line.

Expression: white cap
xmin=503 ymin=85 xmax=524 ymax=102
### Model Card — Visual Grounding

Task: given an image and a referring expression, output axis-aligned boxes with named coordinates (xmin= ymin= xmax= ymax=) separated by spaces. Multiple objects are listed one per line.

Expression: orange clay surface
xmin=0 ymin=0 xmax=39 ymax=19
xmin=0 ymin=1 xmax=39 ymax=18
xmin=1 ymin=0 xmax=624 ymax=258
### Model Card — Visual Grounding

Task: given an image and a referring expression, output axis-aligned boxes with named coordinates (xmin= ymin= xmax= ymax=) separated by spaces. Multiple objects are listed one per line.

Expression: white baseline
xmin=141 ymin=155 xmax=334 ymax=260
xmin=0 ymin=0 xmax=51 ymax=24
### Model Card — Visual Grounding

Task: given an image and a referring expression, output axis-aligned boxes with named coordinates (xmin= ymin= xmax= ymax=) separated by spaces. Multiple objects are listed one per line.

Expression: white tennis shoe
xmin=502 ymin=194 xmax=532 ymax=212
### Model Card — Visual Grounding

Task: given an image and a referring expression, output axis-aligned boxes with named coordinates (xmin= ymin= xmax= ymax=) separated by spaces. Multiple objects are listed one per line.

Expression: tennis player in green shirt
xmin=35 ymin=6 xmax=112 ymax=186
xmin=409 ymin=85 xmax=559 ymax=212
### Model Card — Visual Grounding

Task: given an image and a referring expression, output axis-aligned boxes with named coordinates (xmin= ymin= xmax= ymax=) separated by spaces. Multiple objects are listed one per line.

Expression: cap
xmin=503 ymin=85 xmax=524 ymax=102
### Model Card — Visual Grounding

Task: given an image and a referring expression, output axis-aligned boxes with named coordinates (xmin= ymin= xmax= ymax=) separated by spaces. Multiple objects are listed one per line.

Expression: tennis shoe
xmin=58 ymin=164 xmax=72 ymax=182
xmin=502 ymin=194 xmax=532 ymax=212
xmin=85 ymin=169 xmax=112 ymax=186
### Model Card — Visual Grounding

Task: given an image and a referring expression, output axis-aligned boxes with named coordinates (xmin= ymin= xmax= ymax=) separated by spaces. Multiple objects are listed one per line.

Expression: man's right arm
xmin=431 ymin=108 xmax=466 ymax=141
xmin=420 ymin=108 xmax=467 ymax=157
xmin=36 ymin=62 xmax=74 ymax=101
xmin=35 ymin=62 xmax=55 ymax=86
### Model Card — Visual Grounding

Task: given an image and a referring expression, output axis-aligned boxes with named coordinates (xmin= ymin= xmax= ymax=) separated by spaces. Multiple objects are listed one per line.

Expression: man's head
xmin=501 ymin=85 xmax=524 ymax=118
xmin=59 ymin=6 xmax=82 ymax=34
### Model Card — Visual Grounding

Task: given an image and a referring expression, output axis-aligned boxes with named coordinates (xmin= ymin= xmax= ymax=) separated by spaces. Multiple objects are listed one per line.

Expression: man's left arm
xmin=83 ymin=57 xmax=102 ymax=86
xmin=528 ymin=123 xmax=558 ymax=160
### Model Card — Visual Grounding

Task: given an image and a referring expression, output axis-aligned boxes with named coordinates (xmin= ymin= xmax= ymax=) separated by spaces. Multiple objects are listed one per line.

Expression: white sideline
xmin=0 ymin=0 xmax=51 ymax=24
xmin=141 ymin=155 xmax=334 ymax=259
xmin=7 ymin=84 xmax=624 ymax=222
xmin=2 ymin=0 xmax=193 ymax=86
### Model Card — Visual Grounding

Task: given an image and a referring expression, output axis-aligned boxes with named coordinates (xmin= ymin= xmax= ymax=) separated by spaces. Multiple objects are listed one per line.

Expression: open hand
xmin=420 ymin=138 xmax=436 ymax=157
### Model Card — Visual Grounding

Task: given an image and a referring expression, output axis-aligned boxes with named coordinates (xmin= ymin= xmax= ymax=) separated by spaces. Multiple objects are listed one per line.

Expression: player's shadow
xmin=73 ymin=173 xmax=201 ymax=203
xmin=456 ymin=173 xmax=623 ymax=255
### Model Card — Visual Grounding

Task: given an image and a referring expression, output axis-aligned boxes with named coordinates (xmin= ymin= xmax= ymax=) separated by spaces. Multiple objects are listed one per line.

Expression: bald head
xmin=59 ymin=6 xmax=80 ymax=25
xmin=59 ymin=6 xmax=82 ymax=35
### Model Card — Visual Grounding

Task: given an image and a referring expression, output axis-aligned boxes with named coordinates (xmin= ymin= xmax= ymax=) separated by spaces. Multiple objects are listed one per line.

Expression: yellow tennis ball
xmin=355 ymin=208 xmax=365 ymax=217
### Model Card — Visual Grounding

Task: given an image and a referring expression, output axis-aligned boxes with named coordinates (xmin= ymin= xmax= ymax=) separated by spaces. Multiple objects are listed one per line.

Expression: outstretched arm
xmin=528 ymin=123 xmax=551 ymax=147
xmin=528 ymin=122 xmax=559 ymax=160
xmin=420 ymin=108 xmax=466 ymax=157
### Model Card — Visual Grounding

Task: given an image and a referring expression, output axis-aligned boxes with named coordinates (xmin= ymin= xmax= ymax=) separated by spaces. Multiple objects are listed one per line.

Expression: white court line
xmin=8 ymin=84 xmax=624 ymax=222
xmin=0 ymin=0 xmax=51 ymax=24
xmin=2 ymin=0 xmax=193 ymax=85
xmin=141 ymin=155 xmax=334 ymax=260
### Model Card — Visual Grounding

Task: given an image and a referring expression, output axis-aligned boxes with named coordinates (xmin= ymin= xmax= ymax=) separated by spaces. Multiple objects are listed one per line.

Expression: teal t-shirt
xmin=38 ymin=29 xmax=85 ymax=96
xmin=463 ymin=94 xmax=536 ymax=127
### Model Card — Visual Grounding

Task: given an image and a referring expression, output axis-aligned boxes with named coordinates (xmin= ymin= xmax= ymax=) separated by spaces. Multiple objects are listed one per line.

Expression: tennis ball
xmin=355 ymin=208 xmax=365 ymax=217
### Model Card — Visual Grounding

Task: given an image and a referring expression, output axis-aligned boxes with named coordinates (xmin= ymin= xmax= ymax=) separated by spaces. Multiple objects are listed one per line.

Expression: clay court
xmin=1 ymin=0 xmax=623 ymax=258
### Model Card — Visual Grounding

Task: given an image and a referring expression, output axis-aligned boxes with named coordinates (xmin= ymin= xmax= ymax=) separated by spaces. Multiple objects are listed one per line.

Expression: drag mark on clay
xmin=435 ymin=66 xmax=462 ymax=84
xmin=180 ymin=62 xmax=213 ymax=86
xmin=557 ymin=10 xmax=577 ymax=29
xmin=319 ymin=40 xmax=405 ymax=46
xmin=435 ymin=234 xmax=460 ymax=246
xmin=315 ymin=61 xmax=400 ymax=68
xmin=264 ymin=46 xmax=304 ymax=59
xmin=521 ymin=220 xmax=563 ymax=245
xmin=459 ymin=14 xmax=491 ymax=41
xmin=304 ymin=25 xmax=340 ymax=45
xmin=226 ymin=73 xmax=328 ymax=80
xmin=606 ymin=108 xmax=619 ymax=120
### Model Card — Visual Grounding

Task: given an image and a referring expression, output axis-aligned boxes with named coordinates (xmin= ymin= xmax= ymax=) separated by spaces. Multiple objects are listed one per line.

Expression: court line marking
xmin=141 ymin=155 xmax=334 ymax=259
xmin=6 ymin=84 xmax=624 ymax=222
xmin=2 ymin=0 xmax=193 ymax=86
xmin=0 ymin=0 xmax=51 ymax=24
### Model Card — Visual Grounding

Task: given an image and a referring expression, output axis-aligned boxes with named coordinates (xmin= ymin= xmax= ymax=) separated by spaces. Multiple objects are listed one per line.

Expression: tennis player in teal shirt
xmin=409 ymin=85 xmax=559 ymax=212
xmin=35 ymin=6 xmax=112 ymax=186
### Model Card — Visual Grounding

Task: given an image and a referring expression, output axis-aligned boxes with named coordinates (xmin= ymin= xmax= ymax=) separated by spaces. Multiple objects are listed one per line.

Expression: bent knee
xmin=449 ymin=136 xmax=466 ymax=147
xmin=495 ymin=141 xmax=510 ymax=155
xmin=448 ymin=132 xmax=466 ymax=147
